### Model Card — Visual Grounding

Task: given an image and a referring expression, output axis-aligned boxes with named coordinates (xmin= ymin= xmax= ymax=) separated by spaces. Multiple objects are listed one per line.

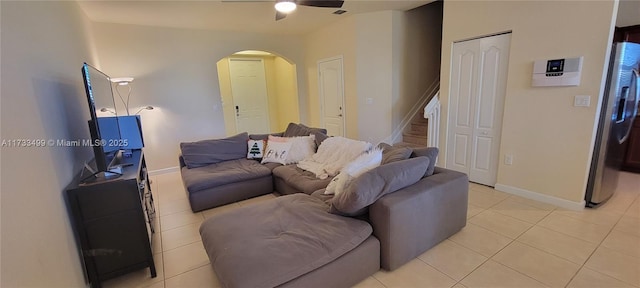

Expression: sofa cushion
xmin=200 ymin=194 xmax=372 ymax=288
xmin=330 ymin=156 xmax=429 ymax=216
xmin=272 ymin=164 xmax=332 ymax=194
xmin=180 ymin=133 xmax=249 ymax=168
xmin=181 ymin=158 xmax=271 ymax=193
xmin=249 ymin=132 xmax=284 ymax=140
xmin=411 ymin=147 xmax=439 ymax=177
xmin=283 ymin=123 xmax=328 ymax=146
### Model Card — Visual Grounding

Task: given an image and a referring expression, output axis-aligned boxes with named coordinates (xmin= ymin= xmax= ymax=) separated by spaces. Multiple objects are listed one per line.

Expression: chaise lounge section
xmin=199 ymin=153 xmax=469 ymax=287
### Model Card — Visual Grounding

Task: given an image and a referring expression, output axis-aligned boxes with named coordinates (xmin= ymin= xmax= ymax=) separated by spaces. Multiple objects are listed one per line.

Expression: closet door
xmin=447 ymin=33 xmax=511 ymax=186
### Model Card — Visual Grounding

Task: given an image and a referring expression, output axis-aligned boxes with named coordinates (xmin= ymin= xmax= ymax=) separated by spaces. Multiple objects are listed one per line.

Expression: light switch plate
xmin=574 ymin=95 xmax=591 ymax=107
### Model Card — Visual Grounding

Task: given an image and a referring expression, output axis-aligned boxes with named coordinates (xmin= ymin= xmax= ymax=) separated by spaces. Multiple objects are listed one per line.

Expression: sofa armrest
xmin=179 ymin=155 xmax=186 ymax=168
xmin=369 ymin=168 xmax=468 ymax=270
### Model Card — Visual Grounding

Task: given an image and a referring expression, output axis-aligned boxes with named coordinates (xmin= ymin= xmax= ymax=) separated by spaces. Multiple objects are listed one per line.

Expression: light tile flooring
xmin=104 ymin=171 xmax=640 ymax=288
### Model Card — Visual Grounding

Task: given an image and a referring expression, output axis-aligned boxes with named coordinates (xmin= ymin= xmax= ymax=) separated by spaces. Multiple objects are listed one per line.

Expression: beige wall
xmin=356 ymin=11 xmax=395 ymax=143
xmin=305 ymin=16 xmax=358 ymax=138
xmin=217 ymin=54 xmax=299 ymax=135
xmin=306 ymin=2 xmax=443 ymax=143
xmin=216 ymin=59 xmax=237 ymax=135
xmin=1 ymin=1 xmax=97 ymax=286
xmin=274 ymin=57 xmax=300 ymax=130
xmin=392 ymin=2 xmax=443 ymax=141
xmin=440 ymin=1 xmax=617 ymax=204
xmin=91 ymin=22 xmax=307 ymax=170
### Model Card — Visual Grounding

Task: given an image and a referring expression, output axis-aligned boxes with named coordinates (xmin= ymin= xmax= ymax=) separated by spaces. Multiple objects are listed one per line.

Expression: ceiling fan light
xmin=275 ymin=1 xmax=296 ymax=13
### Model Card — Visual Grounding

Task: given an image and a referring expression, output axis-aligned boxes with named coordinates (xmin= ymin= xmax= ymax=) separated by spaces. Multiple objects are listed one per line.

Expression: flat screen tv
xmin=81 ymin=62 xmax=123 ymax=180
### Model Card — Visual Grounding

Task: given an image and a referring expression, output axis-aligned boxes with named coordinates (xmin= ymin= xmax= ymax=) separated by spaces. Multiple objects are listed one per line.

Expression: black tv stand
xmin=66 ymin=150 xmax=156 ymax=287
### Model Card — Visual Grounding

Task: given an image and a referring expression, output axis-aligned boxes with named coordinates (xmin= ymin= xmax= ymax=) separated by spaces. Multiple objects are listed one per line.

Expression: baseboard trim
xmin=494 ymin=183 xmax=586 ymax=211
xmin=149 ymin=166 xmax=180 ymax=176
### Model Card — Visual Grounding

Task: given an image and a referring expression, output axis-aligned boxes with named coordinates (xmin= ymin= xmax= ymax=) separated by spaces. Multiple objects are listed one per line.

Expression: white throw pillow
xmin=267 ymin=135 xmax=316 ymax=165
xmin=247 ymin=140 xmax=265 ymax=159
xmin=325 ymin=148 xmax=383 ymax=195
xmin=342 ymin=147 xmax=383 ymax=177
xmin=261 ymin=141 xmax=293 ymax=165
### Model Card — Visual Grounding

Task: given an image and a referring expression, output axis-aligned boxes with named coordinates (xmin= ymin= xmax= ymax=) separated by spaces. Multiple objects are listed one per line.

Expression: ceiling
xmin=78 ymin=0 xmax=639 ymax=36
xmin=77 ymin=0 xmax=434 ymax=35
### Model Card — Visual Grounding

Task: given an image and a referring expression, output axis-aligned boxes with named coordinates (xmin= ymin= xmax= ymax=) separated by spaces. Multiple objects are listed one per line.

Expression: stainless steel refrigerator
xmin=586 ymin=42 xmax=640 ymax=207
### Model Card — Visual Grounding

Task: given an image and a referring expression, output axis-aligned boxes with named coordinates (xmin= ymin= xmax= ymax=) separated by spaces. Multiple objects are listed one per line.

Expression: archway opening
xmin=216 ymin=50 xmax=300 ymax=135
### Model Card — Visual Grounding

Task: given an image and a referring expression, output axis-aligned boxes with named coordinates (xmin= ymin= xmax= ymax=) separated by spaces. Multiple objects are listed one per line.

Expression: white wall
xmin=306 ymin=2 xmax=443 ymax=144
xmin=90 ymin=22 xmax=307 ymax=170
xmin=440 ymin=1 xmax=618 ymax=205
xmin=1 ymin=1 xmax=97 ymax=286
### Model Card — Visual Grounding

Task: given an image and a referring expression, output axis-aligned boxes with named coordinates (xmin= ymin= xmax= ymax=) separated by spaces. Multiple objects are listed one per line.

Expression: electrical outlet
xmin=505 ymin=154 xmax=513 ymax=165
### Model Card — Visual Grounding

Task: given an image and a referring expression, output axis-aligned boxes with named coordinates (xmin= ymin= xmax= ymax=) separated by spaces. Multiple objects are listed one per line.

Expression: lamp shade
xmin=111 ymin=77 xmax=134 ymax=85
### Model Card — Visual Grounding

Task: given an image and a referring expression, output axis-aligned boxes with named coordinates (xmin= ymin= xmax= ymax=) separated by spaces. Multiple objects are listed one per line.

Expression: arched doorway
xmin=216 ymin=50 xmax=300 ymax=135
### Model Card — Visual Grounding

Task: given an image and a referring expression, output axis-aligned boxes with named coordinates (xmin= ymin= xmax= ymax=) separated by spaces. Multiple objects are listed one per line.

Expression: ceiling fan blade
xmin=276 ymin=11 xmax=287 ymax=21
xmin=296 ymin=0 xmax=344 ymax=8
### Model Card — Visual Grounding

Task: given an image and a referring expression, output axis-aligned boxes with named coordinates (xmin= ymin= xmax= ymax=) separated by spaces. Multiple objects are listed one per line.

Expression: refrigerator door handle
xmin=619 ymin=69 xmax=639 ymax=144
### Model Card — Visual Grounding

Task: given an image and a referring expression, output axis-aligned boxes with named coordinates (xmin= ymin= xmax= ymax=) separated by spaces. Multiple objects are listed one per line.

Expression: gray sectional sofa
xmin=179 ymin=123 xmax=469 ymax=288
xmin=179 ymin=123 xmax=329 ymax=212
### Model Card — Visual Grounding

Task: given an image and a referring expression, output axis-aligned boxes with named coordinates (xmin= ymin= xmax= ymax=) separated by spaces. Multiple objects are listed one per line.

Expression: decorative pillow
xmin=261 ymin=141 xmax=293 ymax=165
xmin=330 ymin=156 xmax=430 ymax=217
xmin=247 ymin=140 xmax=265 ymax=159
xmin=266 ymin=135 xmax=315 ymax=165
xmin=180 ymin=132 xmax=249 ymax=169
xmin=411 ymin=147 xmax=439 ymax=177
xmin=324 ymin=174 xmax=345 ymax=195
xmin=325 ymin=148 xmax=383 ymax=195
xmin=382 ymin=146 xmax=413 ymax=165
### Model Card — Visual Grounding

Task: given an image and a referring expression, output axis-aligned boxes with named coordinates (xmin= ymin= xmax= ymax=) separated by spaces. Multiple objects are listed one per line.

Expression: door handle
xmin=235 ymin=105 xmax=239 ymax=117
xmin=620 ymin=69 xmax=640 ymax=144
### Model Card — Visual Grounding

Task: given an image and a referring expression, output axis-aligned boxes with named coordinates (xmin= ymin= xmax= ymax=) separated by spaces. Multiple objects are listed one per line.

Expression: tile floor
xmin=103 ymin=171 xmax=640 ymax=288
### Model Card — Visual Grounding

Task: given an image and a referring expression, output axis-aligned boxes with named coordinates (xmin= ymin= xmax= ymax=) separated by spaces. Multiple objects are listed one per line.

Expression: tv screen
xmin=82 ymin=63 xmax=122 ymax=173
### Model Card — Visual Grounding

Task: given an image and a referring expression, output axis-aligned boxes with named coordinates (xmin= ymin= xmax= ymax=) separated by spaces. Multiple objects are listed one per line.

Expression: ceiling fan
xmin=223 ymin=0 xmax=345 ymax=21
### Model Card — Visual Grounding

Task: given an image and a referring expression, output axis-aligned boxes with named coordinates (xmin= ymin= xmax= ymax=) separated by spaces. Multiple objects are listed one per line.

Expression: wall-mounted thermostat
xmin=532 ymin=56 xmax=583 ymax=87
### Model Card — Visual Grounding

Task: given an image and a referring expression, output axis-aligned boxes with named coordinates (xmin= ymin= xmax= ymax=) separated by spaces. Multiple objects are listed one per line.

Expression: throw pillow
xmin=381 ymin=145 xmax=413 ymax=165
xmin=180 ymin=132 xmax=249 ymax=169
xmin=261 ymin=141 xmax=293 ymax=165
xmin=247 ymin=140 xmax=265 ymax=159
xmin=330 ymin=156 xmax=429 ymax=217
xmin=266 ymin=135 xmax=316 ymax=165
xmin=324 ymin=148 xmax=383 ymax=196
xmin=411 ymin=147 xmax=439 ymax=177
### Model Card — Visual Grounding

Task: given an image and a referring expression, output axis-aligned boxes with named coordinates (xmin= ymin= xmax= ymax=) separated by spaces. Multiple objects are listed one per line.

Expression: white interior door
xmin=318 ymin=57 xmax=345 ymax=136
xmin=229 ymin=58 xmax=270 ymax=134
xmin=447 ymin=33 xmax=511 ymax=186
